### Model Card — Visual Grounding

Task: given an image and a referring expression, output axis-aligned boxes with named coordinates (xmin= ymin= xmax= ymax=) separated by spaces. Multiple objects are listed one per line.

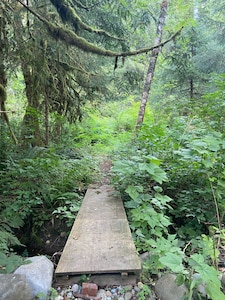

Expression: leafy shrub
xmin=111 ymin=138 xmax=225 ymax=299
xmin=72 ymin=98 xmax=153 ymax=154
xmin=52 ymin=192 xmax=82 ymax=227
xmin=111 ymin=146 xmax=172 ymax=250
xmin=197 ymin=74 xmax=225 ymax=132
xmin=0 ymin=145 xmax=98 ymax=260
xmin=165 ymin=130 xmax=225 ymax=239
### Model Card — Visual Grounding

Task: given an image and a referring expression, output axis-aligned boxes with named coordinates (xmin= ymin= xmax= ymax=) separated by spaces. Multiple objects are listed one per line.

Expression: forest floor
xmin=98 ymin=157 xmax=113 ymax=185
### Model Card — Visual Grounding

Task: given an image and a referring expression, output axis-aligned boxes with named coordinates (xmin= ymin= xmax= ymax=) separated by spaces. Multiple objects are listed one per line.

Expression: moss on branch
xmin=73 ymin=0 xmax=104 ymax=11
xmin=50 ymin=0 xmax=124 ymax=40
xmin=17 ymin=0 xmax=183 ymax=57
xmin=46 ymin=21 xmax=183 ymax=57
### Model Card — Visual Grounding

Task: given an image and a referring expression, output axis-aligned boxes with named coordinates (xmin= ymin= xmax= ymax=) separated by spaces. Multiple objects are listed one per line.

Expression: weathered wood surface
xmin=55 ymin=184 xmax=141 ymax=276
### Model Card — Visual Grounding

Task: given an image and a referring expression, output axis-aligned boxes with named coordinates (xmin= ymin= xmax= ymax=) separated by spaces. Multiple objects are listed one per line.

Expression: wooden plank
xmin=55 ymin=185 xmax=141 ymax=276
xmin=54 ymin=274 xmax=138 ymax=287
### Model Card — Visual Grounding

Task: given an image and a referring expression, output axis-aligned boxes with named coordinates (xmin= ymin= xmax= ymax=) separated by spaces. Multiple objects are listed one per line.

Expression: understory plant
xmin=0 ymin=145 xmax=98 ymax=270
xmin=111 ymin=140 xmax=225 ymax=299
xmin=0 ymin=213 xmax=27 ymax=274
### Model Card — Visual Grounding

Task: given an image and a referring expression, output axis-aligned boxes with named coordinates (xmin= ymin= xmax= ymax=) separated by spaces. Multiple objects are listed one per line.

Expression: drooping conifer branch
xmin=17 ymin=0 xmax=183 ymax=57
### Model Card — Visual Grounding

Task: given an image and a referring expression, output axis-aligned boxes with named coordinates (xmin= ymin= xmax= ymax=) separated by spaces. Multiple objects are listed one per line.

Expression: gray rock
xmin=140 ymin=252 xmax=150 ymax=262
xmin=0 ymin=274 xmax=32 ymax=300
xmin=137 ymin=281 xmax=144 ymax=289
xmin=67 ymin=291 xmax=73 ymax=298
xmin=192 ymin=273 xmax=207 ymax=296
xmin=134 ymin=286 xmax=140 ymax=292
xmin=97 ymin=289 xmax=107 ymax=300
xmin=111 ymin=288 xmax=117 ymax=294
xmin=155 ymin=273 xmax=189 ymax=300
xmin=106 ymin=290 xmax=112 ymax=297
xmin=124 ymin=291 xmax=133 ymax=300
xmin=117 ymin=286 xmax=124 ymax=294
xmin=72 ymin=283 xmax=80 ymax=293
xmin=14 ymin=255 xmax=54 ymax=299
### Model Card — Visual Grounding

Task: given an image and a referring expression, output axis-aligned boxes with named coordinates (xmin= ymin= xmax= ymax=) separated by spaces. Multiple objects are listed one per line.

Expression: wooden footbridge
xmin=55 ymin=184 xmax=142 ymax=285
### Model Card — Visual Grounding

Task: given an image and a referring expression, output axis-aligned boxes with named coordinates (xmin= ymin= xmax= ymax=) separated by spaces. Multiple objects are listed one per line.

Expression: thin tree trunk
xmin=45 ymin=95 xmax=49 ymax=147
xmin=190 ymin=43 xmax=195 ymax=100
xmin=190 ymin=78 xmax=194 ymax=99
xmin=135 ymin=0 xmax=169 ymax=130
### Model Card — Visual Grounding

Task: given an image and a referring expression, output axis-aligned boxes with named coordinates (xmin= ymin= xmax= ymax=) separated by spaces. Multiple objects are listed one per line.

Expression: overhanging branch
xmin=50 ymin=0 xmax=125 ymax=41
xmin=16 ymin=0 xmax=183 ymax=57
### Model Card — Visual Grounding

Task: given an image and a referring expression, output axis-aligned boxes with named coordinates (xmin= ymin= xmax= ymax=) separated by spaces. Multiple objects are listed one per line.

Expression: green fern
xmin=0 ymin=214 xmax=24 ymax=252
xmin=0 ymin=213 xmax=25 ymax=273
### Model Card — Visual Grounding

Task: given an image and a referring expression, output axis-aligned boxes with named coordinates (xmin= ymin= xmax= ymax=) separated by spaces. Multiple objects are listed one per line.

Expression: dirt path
xmin=99 ymin=158 xmax=112 ymax=185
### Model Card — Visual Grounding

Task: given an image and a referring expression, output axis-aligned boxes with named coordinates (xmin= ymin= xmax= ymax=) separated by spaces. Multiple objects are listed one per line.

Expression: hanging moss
xmin=50 ymin=0 xmax=124 ymax=40
xmin=18 ymin=0 xmax=183 ymax=58
xmin=0 ymin=83 xmax=6 ymax=105
xmin=46 ymin=20 xmax=183 ymax=57
xmin=0 ymin=84 xmax=18 ymax=144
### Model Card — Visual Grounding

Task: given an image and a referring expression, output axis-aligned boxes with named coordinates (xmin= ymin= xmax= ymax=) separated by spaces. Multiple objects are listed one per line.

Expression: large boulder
xmin=0 ymin=274 xmax=32 ymax=300
xmin=14 ymin=255 xmax=54 ymax=299
xmin=155 ymin=273 xmax=189 ymax=300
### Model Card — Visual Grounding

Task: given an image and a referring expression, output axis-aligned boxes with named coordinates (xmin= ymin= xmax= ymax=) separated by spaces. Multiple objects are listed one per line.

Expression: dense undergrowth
xmin=1 ymin=87 xmax=225 ymax=299
xmin=111 ymin=123 xmax=225 ymax=299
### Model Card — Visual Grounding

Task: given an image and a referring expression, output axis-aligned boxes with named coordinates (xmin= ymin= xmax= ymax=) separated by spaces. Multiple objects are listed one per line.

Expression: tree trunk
xmin=135 ymin=0 xmax=169 ymax=130
xmin=0 ymin=15 xmax=18 ymax=144
xmin=190 ymin=77 xmax=194 ymax=99
xmin=21 ymin=63 xmax=43 ymax=147
xmin=190 ymin=43 xmax=195 ymax=100
xmin=44 ymin=94 xmax=49 ymax=147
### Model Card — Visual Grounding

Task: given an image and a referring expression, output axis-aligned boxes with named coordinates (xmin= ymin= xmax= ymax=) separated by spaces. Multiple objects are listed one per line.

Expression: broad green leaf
xmin=202 ymin=158 xmax=214 ymax=168
xmin=135 ymin=229 xmax=145 ymax=238
xmin=206 ymin=281 xmax=225 ymax=300
xmin=159 ymin=252 xmax=184 ymax=273
xmin=192 ymin=140 xmax=207 ymax=148
xmin=203 ymin=135 xmax=222 ymax=152
xmin=139 ymin=163 xmax=167 ymax=184
xmin=190 ymin=253 xmax=225 ymax=299
xmin=159 ymin=215 xmax=172 ymax=227
xmin=153 ymin=186 xmax=163 ymax=193
xmin=175 ymin=273 xmax=186 ymax=286
xmin=147 ymin=218 xmax=157 ymax=229
xmin=154 ymin=193 xmax=172 ymax=205
xmin=174 ymin=149 xmax=193 ymax=160
xmin=125 ymin=185 xmax=143 ymax=201
xmin=125 ymin=200 xmax=139 ymax=208
xmin=144 ymin=155 xmax=161 ymax=166
xmin=141 ymin=193 xmax=151 ymax=202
